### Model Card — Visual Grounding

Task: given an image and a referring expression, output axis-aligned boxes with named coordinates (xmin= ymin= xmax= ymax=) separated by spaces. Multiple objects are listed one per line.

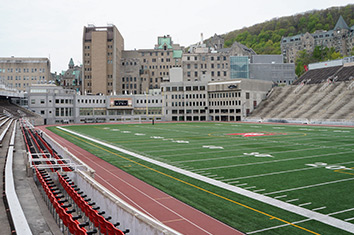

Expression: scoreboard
xmin=114 ymin=100 xmax=128 ymax=106
xmin=109 ymin=98 xmax=132 ymax=109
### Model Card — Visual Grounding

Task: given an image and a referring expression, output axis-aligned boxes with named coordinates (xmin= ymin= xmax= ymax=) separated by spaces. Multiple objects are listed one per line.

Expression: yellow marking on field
xmin=55 ymin=128 xmax=320 ymax=235
xmin=334 ymin=167 xmax=354 ymax=176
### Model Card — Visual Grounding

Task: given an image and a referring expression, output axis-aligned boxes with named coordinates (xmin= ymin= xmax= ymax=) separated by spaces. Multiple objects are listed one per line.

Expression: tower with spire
xmin=68 ymin=58 xmax=75 ymax=69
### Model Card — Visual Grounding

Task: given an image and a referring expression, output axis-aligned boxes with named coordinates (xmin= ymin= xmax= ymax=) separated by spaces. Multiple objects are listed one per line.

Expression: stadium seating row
xmin=21 ymin=119 xmax=129 ymax=234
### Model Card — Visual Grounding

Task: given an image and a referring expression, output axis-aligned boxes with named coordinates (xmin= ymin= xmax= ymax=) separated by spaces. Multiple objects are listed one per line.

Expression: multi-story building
xmin=0 ymin=57 xmax=51 ymax=92
xmin=83 ymin=25 xmax=183 ymax=95
xmin=281 ymin=16 xmax=354 ymax=63
xmin=59 ymin=58 xmax=82 ymax=92
xmin=82 ymin=24 xmax=124 ymax=95
xmin=249 ymin=55 xmax=296 ymax=85
xmin=181 ymin=41 xmax=256 ymax=83
xmin=27 ymin=84 xmax=163 ymax=125
xmin=27 ymin=74 xmax=272 ymax=124
xmin=161 ymin=68 xmax=273 ymax=122
xmin=120 ymin=35 xmax=184 ymax=95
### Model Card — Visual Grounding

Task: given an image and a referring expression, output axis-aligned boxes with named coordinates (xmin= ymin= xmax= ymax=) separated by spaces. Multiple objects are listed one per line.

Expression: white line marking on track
xmin=345 ymin=217 xmax=354 ymax=222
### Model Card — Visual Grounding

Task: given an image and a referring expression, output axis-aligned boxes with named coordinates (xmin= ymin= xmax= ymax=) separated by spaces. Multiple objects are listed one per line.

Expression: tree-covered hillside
xmin=222 ymin=4 xmax=354 ymax=55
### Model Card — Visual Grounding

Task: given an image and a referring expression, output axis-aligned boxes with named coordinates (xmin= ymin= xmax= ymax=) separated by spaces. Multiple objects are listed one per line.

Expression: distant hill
xmin=219 ymin=4 xmax=354 ymax=55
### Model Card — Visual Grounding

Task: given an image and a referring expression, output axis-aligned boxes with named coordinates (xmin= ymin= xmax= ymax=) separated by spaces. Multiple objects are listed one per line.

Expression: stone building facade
xmin=59 ymin=58 xmax=82 ymax=92
xmin=281 ymin=16 xmax=354 ymax=63
xmin=0 ymin=57 xmax=51 ymax=92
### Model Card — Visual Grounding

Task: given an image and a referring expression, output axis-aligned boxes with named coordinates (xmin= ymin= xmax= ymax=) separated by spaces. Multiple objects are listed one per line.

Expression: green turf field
xmin=48 ymin=122 xmax=354 ymax=234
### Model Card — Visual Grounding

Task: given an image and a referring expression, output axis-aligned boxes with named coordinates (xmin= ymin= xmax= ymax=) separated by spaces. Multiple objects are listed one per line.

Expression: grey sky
xmin=1 ymin=0 xmax=353 ymax=73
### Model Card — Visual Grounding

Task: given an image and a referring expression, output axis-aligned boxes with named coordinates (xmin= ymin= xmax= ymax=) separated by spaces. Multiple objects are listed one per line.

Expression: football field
xmin=48 ymin=122 xmax=354 ymax=234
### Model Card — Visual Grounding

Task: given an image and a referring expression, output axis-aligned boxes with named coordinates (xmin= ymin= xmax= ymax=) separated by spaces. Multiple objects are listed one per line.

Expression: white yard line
xmin=328 ymin=208 xmax=354 ymax=216
xmin=58 ymin=127 xmax=354 ymax=234
xmin=298 ymin=202 xmax=312 ymax=207
xmin=312 ymin=206 xmax=326 ymax=211
xmin=197 ymin=151 xmax=353 ymax=171
xmin=274 ymin=195 xmax=287 ymax=199
xmin=248 ymin=207 xmax=354 ymax=233
xmin=244 ymin=186 xmax=256 ymax=190
xmin=264 ymin=178 xmax=354 ymax=196
xmin=286 ymin=199 xmax=299 ymax=203
xmin=247 ymin=218 xmax=312 ymax=234
xmin=345 ymin=217 xmax=354 ymax=222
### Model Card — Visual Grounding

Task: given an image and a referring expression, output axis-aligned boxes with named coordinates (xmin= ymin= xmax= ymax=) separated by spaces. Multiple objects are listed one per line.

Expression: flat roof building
xmin=0 ymin=57 xmax=51 ymax=92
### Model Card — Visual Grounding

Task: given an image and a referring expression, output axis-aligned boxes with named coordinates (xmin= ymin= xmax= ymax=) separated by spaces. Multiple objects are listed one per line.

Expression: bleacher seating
xmin=249 ymin=62 xmax=354 ymax=122
xmin=293 ymin=66 xmax=342 ymax=85
xmin=20 ymin=119 xmax=129 ymax=234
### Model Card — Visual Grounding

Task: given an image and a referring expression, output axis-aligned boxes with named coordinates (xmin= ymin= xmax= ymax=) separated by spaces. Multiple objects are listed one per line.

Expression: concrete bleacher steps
xmin=308 ymin=82 xmax=348 ymax=120
xmin=323 ymin=89 xmax=354 ymax=120
xmin=276 ymin=84 xmax=319 ymax=118
xmin=249 ymin=81 xmax=354 ymax=121
xmin=251 ymin=86 xmax=295 ymax=118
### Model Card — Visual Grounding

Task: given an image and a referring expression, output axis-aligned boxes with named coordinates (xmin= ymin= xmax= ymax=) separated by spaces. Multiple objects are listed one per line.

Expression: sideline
xmin=57 ymin=126 xmax=354 ymax=234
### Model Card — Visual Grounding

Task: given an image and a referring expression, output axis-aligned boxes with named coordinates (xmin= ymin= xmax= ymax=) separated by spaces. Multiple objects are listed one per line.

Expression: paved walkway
xmin=40 ymin=125 xmax=243 ymax=235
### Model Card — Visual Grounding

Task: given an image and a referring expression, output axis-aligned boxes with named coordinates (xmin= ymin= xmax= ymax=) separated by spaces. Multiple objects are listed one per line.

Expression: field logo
xmin=227 ymin=132 xmax=285 ymax=137
xmin=203 ymin=145 xmax=224 ymax=149
xmin=244 ymin=152 xmax=273 ymax=157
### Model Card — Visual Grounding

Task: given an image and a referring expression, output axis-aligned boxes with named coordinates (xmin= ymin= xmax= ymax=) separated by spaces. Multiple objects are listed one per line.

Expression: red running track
xmin=38 ymin=126 xmax=244 ymax=235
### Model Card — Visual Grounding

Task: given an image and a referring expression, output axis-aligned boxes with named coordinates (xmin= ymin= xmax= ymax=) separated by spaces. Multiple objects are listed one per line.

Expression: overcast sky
xmin=1 ymin=0 xmax=353 ymax=73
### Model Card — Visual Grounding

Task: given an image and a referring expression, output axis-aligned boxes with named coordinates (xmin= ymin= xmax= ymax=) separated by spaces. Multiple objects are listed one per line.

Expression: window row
xmin=55 ymin=108 xmax=73 ymax=117
xmin=170 ymin=93 xmax=206 ymax=99
xmin=186 ymin=56 xmax=227 ymax=61
xmin=0 ymin=68 xmax=46 ymax=73
xmin=55 ymin=99 xmax=73 ymax=104
xmin=136 ymin=99 xmax=162 ymax=104
xmin=164 ymin=85 xmax=206 ymax=92
xmin=169 ymin=101 xmax=206 ymax=107
xmin=209 ymin=100 xmax=241 ymax=106
xmin=7 ymin=76 xmax=45 ymax=80
xmin=209 ymin=92 xmax=241 ymax=99
xmin=186 ymin=63 xmax=228 ymax=69
xmin=209 ymin=109 xmax=241 ymax=113
xmin=77 ymin=99 xmax=106 ymax=104
xmin=141 ymin=52 xmax=170 ymax=57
